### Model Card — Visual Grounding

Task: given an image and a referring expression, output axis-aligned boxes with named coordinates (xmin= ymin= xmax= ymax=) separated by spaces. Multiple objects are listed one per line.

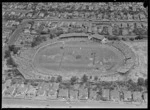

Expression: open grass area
xmin=33 ymin=40 xmax=125 ymax=76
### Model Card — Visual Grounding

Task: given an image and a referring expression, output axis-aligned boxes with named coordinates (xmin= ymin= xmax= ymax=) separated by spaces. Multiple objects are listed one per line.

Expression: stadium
xmin=15 ymin=33 xmax=136 ymax=79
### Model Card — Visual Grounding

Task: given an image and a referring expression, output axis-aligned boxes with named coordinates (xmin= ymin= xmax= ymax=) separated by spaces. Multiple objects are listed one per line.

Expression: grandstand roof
xmin=59 ymin=33 xmax=89 ymax=38
xmin=89 ymin=34 xmax=105 ymax=40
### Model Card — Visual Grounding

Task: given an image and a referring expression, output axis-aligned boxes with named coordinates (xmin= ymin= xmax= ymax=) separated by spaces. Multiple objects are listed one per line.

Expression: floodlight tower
xmin=91 ymin=52 xmax=96 ymax=65
xmin=59 ymin=45 xmax=65 ymax=69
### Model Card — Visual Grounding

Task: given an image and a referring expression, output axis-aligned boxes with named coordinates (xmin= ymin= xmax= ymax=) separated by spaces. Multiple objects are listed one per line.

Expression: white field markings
xmin=32 ymin=40 xmax=126 ymax=74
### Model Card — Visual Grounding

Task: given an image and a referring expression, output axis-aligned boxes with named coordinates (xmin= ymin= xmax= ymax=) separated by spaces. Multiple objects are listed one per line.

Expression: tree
xmin=94 ymin=76 xmax=98 ymax=82
xmin=64 ymin=82 xmax=72 ymax=89
xmin=127 ymin=79 xmax=137 ymax=91
xmin=97 ymin=87 xmax=102 ymax=95
xmin=30 ymin=81 xmax=39 ymax=87
xmin=4 ymin=49 xmax=11 ymax=59
xmin=8 ymin=45 xmax=15 ymax=51
xmin=50 ymin=76 xmax=55 ymax=82
xmin=11 ymin=77 xmax=24 ymax=85
xmin=137 ymin=77 xmax=145 ymax=86
xmin=56 ymin=75 xmax=62 ymax=83
xmin=127 ymin=79 xmax=134 ymax=86
xmin=136 ymin=85 xmax=143 ymax=92
xmin=12 ymin=68 xmax=24 ymax=78
xmin=31 ymin=35 xmax=44 ymax=47
xmin=8 ymin=45 xmax=20 ymax=54
xmin=70 ymin=76 xmax=78 ymax=85
xmin=89 ymin=76 xmax=92 ymax=79
xmin=122 ymin=37 xmax=127 ymax=41
xmin=75 ymin=55 xmax=82 ymax=59
xmin=81 ymin=74 xmax=88 ymax=83
xmin=129 ymin=38 xmax=134 ymax=41
xmin=6 ymin=57 xmax=18 ymax=67
xmin=145 ymin=79 xmax=147 ymax=87
xmin=31 ymin=41 xmax=38 ymax=47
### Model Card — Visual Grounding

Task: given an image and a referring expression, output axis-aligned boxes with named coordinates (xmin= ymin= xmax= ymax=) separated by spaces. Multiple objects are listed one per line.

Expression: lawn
xmin=33 ymin=40 xmax=125 ymax=76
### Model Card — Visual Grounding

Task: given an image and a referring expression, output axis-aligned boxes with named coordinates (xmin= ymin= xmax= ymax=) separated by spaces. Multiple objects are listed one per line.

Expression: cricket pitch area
xmin=30 ymin=38 xmax=132 ymax=78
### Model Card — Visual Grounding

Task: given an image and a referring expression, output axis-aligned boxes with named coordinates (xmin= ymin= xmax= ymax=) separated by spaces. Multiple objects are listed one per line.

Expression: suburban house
xmin=89 ymin=88 xmax=98 ymax=100
xmin=58 ymin=88 xmax=69 ymax=99
xmin=73 ymin=83 xmax=80 ymax=90
xmin=25 ymin=85 xmax=37 ymax=99
xmin=14 ymin=83 xmax=29 ymax=98
xmin=78 ymin=86 xmax=88 ymax=100
xmin=52 ymin=83 xmax=59 ymax=91
xmin=110 ymin=89 xmax=120 ymax=102
xmin=69 ymin=89 xmax=78 ymax=101
xmin=132 ymin=91 xmax=143 ymax=102
xmin=35 ymin=86 xmax=47 ymax=100
xmin=2 ymin=79 xmax=12 ymax=94
xmin=47 ymin=82 xmax=59 ymax=99
xmin=101 ymin=89 xmax=110 ymax=101
xmin=143 ymin=92 xmax=147 ymax=103
xmin=3 ymin=85 xmax=16 ymax=98
xmin=123 ymin=90 xmax=132 ymax=102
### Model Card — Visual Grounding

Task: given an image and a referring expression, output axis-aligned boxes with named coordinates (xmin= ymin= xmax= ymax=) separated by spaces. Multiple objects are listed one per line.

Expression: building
xmin=58 ymin=88 xmax=69 ymax=99
xmin=101 ymin=37 xmax=108 ymax=44
xmin=143 ymin=92 xmax=147 ymax=103
xmin=35 ymin=84 xmax=47 ymax=100
xmin=52 ymin=83 xmax=59 ymax=91
xmin=25 ymin=85 xmax=37 ymax=99
xmin=78 ymin=87 xmax=88 ymax=100
xmin=123 ymin=91 xmax=132 ymax=102
xmin=110 ymin=89 xmax=120 ymax=102
xmin=36 ymin=87 xmax=46 ymax=96
xmin=102 ymin=89 xmax=110 ymax=101
xmin=3 ymin=84 xmax=16 ymax=98
xmin=69 ymin=89 xmax=78 ymax=101
xmin=2 ymin=83 xmax=7 ymax=94
xmin=47 ymin=89 xmax=58 ymax=99
xmin=132 ymin=91 xmax=143 ymax=102
xmin=47 ymin=83 xmax=59 ymax=99
xmin=89 ymin=89 xmax=98 ymax=100
xmin=14 ymin=84 xmax=28 ymax=98
xmin=3 ymin=79 xmax=12 ymax=88
xmin=73 ymin=83 xmax=80 ymax=90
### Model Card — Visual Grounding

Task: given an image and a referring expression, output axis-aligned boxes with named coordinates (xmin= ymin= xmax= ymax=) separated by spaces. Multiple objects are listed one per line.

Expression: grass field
xmin=33 ymin=40 xmax=125 ymax=76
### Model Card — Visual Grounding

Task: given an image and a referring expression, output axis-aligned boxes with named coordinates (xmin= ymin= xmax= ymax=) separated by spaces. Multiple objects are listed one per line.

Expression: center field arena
xmin=32 ymin=39 xmax=125 ymax=77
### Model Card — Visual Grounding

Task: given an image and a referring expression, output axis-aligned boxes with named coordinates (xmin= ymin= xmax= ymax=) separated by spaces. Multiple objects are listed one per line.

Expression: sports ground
xmin=32 ymin=39 xmax=125 ymax=77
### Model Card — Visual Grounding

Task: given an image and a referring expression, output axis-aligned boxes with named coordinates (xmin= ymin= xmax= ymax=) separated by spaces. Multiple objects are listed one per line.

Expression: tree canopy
xmin=145 ymin=79 xmax=147 ymax=87
xmin=70 ymin=76 xmax=78 ymax=85
xmin=56 ymin=75 xmax=62 ymax=83
xmin=4 ymin=49 xmax=11 ymax=59
xmin=137 ymin=77 xmax=145 ymax=86
xmin=81 ymin=74 xmax=88 ymax=83
xmin=6 ymin=57 xmax=18 ymax=67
